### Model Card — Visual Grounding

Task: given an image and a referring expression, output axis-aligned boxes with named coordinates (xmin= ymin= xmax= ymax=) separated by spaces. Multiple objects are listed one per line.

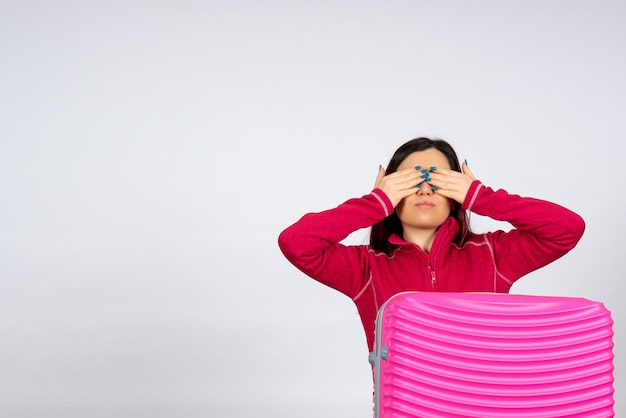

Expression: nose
xmin=418 ymin=181 xmax=434 ymax=195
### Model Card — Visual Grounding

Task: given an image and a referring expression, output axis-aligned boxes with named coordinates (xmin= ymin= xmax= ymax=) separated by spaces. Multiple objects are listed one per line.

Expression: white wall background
xmin=1 ymin=1 xmax=624 ymax=417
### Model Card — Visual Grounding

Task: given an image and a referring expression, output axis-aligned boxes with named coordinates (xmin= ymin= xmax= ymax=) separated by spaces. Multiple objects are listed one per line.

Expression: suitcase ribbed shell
xmin=371 ymin=292 xmax=614 ymax=418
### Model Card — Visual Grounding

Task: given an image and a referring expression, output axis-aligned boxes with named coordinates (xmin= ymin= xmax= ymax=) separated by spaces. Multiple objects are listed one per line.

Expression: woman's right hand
xmin=374 ymin=166 xmax=423 ymax=208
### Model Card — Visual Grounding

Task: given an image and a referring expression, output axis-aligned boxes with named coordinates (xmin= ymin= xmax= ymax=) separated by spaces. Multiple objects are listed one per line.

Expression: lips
xmin=415 ymin=201 xmax=435 ymax=208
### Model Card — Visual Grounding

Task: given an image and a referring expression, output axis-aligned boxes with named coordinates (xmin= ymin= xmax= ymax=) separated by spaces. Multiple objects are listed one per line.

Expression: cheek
xmin=433 ymin=198 xmax=453 ymax=220
xmin=395 ymin=201 xmax=407 ymax=219
xmin=396 ymin=196 xmax=410 ymax=211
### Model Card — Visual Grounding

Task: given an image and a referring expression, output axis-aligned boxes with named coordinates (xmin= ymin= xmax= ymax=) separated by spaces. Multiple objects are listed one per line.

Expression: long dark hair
xmin=370 ymin=137 xmax=472 ymax=255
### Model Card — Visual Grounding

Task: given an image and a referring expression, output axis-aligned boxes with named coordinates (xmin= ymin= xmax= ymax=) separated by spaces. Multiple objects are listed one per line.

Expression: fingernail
xmin=414 ymin=165 xmax=422 ymax=170
xmin=379 ymin=165 xmax=383 ymax=171
xmin=464 ymin=159 xmax=468 ymax=167
xmin=420 ymin=173 xmax=429 ymax=179
xmin=416 ymin=184 xmax=422 ymax=189
xmin=430 ymin=166 xmax=437 ymax=171
xmin=432 ymin=187 xmax=439 ymax=191
xmin=420 ymin=169 xmax=428 ymax=173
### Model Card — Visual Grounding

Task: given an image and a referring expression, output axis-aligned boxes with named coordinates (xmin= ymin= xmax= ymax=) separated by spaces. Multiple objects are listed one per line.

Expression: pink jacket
xmin=278 ymin=180 xmax=585 ymax=351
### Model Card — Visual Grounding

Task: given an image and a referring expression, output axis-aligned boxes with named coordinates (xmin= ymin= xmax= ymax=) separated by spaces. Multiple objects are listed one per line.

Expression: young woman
xmin=278 ymin=137 xmax=585 ymax=352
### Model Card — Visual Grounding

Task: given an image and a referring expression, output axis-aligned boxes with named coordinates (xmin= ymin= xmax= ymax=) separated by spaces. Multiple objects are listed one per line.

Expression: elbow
xmin=563 ymin=213 xmax=586 ymax=251
xmin=278 ymin=226 xmax=314 ymax=276
xmin=572 ymin=213 xmax=586 ymax=245
xmin=577 ymin=214 xmax=586 ymax=238
xmin=277 ymin=227 xmax=293 ymax=258
xmin=278 ymin=225 xmax=301 ymax=263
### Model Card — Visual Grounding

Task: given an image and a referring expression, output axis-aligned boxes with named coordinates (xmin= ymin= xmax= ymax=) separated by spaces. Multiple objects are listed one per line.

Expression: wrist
xmin=372 ymin=188 xmax=394 ymax=217
xmin=462 ymin=180 xmax=483 ymax=211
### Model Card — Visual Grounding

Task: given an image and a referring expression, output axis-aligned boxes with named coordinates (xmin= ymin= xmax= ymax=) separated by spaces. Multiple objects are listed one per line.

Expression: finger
xmin=425 ymin=177 xmax=455 ymax=196
xmin=426 ymin=171 xmax=471 ymax=204
xmin=426 ymin=167 xmax=463 ymax=178
xmin=389 ymin=168 xmax=425 ymax=187
xmin=424 ymin=173 xmax=444 ymax=189
xmin=430 ymin=186 xmax=456 ymax=200
xmin=429 ymin=166 xmax=472 ymax=185
xmin=425 ymin=171 xmax=456 ymax=187
xmin=401 ymin=184 xmax=424 ymax=199
xmin=414 ymin=178 xmax=428 ymax=190
xmin=426 ymin=172 xmax=463 ymax=192
xmin=390 ymin=167 xmax=423 ymax=178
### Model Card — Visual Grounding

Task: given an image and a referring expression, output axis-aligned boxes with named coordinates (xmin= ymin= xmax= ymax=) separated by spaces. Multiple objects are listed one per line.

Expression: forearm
xmin=278 ymin=189 xmax=392 ymax=263
xmin=464 ymin=181 xmax=585 ymax=247
xmin=463 ymin=181 xmax=585 ymax=278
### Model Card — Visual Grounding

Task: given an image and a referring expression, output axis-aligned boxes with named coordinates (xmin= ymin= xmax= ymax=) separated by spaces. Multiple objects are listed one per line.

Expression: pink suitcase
xmin=368 ymin=292 xmax=614 ymax=417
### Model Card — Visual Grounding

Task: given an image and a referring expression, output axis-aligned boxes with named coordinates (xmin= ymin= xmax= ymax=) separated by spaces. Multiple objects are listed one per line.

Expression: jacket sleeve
xmin=278 ymin=189 xmax=394 ymax=298
xmin=463 ymin=181 xmax=586 ymax=282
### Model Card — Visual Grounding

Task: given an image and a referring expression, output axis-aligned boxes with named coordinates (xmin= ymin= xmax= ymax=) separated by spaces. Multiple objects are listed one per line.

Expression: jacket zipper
xmin=429 ymin=265 xmax=437 ymax=291
xmin=428 ymin=235 xmax=440 ymax=291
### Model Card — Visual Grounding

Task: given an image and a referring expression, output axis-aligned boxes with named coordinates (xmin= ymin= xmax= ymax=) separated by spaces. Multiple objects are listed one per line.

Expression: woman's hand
xmin=426 ymin=161 xmax=476 ymax=204
xmin=374 ymin=166 xmax=424 ymax=208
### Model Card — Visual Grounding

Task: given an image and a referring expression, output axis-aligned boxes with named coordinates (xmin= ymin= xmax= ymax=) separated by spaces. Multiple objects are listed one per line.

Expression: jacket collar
xmin=388 ymin=216 xmax=460 ymax=250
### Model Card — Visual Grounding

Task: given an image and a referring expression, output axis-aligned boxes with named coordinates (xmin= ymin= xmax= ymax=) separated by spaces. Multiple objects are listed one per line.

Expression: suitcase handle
xmin=368 ymin=345 xmax=388 ymax=365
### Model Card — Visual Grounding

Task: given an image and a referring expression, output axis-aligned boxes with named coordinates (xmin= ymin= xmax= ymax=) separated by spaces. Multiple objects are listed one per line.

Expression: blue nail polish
xmin=416 ymin=184 xmax=422 ymax=189
xmin=430 ymin=166 xmax=437 ymax=171
xmin=464 ymin=159 xmax=468 ymax=166
xmin=432 ymin=187 xmax=439 ymax=191
xmin=414 ymin=165 xmax=422 ymax=170
xmin=420 ymin=169 xmax=428 ymax=173
xmin=420 ymin=173 xmax=429 ymax=179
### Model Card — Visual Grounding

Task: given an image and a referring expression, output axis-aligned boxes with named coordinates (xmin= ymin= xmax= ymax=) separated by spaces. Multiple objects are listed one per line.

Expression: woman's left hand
xmin=427 ymin=161 xmax=476 ymax=204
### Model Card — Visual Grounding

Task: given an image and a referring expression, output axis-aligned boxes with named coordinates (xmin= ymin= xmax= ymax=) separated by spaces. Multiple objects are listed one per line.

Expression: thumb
xmin=462 ymin=160 xmax=476 ymax=181
xmin=374 ymin=165 xmax=386 ymax=188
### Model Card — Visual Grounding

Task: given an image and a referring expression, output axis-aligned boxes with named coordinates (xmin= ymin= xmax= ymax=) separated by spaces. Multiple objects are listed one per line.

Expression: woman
xmin=278 ymin=137 xmax=585 ymax=352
